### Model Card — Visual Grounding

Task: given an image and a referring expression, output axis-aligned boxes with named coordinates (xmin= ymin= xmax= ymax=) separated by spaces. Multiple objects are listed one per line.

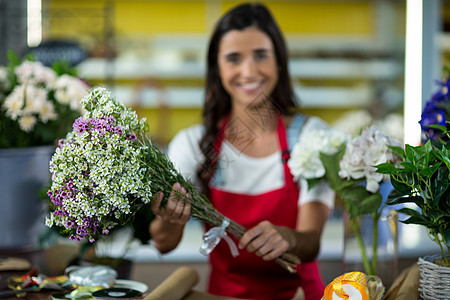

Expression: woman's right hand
xmin=150 ymin=182 xmax=191 ymax=225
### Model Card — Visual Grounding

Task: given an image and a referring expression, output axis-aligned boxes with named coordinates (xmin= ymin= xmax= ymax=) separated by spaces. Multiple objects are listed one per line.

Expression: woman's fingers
xmin=239 ymin=221 xmax=290 ymax=261
xmin=151 ymin=182 xmax=191 ymax=225
xmin=150 ymin=192 xmax=164 ymax=214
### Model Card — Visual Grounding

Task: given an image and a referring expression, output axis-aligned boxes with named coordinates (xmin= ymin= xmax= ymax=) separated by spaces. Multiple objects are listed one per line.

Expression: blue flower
xmin=419 ymin=78 xmax=450 ymax=143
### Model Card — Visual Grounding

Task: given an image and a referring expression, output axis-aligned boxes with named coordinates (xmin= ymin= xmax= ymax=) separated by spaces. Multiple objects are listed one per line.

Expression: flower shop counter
xmin=125 ymin=214 xmax=442 ymax=292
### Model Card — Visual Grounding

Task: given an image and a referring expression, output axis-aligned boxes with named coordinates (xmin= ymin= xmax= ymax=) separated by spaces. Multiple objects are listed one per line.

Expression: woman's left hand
xmin=238 ymin=221 xmax=293 ymax=261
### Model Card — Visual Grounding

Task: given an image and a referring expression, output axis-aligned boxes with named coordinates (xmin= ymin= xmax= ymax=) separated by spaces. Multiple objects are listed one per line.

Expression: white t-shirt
xmin=167 ymin=115 xmax=334 ymax=209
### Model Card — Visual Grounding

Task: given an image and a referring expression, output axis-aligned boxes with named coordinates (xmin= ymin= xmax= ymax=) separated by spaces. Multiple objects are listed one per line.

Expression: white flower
xmin=339 ymin=126 xmax=402 ymax=193
xmin=54 ymin=74 xmax=88 ymax=111
xmin=288 ymin=128 xmax=350 ymax=180
xmin=18 ymin=114 xmax=37 ymax=132
xmin=15 ymin=60 xmax=57 ymax=87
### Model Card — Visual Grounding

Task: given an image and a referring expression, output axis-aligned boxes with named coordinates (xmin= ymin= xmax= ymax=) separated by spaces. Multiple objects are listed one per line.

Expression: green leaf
xmin=418 ymin=162 xmax=441 ymax=179
xmin=388 ymin=195 xmax=424 ymax=208
xmin=405 ymin=144 xmax=426 ymax=164
xmin=375 ymin=163 xmax=399 ymax=175
xmin=387 ymin=145 xmax=406 ymax=160
xmin=426 ymin=124 xmax=447 ymax=133
xmin=389 ymin=174 xmax=414 ymax=194
xmin=439 ymin=152 xmax=450 ymax=175
xmin=306 ymin=177 xmax=324 ymax=190
xmin=397 ymin=207 xmax=430 ymax=226
xmin=443 ymin=227 xmax=450 ymax=248
xmin=400 ymin=162 xmax=418 ymax=173
xmin=431 ymin=167 xmax=450 ymax=206
xmin=320 ymin=148 xmax=346 ymax=191
xmin=340 ymin=186 xmax=382 ymax=217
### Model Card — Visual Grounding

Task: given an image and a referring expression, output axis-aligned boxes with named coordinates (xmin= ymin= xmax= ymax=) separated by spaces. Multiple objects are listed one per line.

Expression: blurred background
xmin=1 ymin=0 xmax=449 ymax=294
xmin=1 ymin=0 xmax=419 ymax=147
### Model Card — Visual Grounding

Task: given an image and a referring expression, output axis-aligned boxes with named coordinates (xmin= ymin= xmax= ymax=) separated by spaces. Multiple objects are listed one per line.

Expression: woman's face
xmin=217 ymin=26 xmax=278 ymax=109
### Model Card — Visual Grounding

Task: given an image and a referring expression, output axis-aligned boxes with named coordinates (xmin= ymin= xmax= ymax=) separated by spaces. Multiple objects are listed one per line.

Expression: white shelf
xmin=108 ymin=85 xmax=374 ymax=109
xmin=78 ymin=57 xmax=402 ymax=81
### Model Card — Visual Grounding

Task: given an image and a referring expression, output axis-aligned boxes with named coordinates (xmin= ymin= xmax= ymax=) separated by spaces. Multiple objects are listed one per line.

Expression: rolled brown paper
xmin=143 ymin=266 xmax=199 ymax=300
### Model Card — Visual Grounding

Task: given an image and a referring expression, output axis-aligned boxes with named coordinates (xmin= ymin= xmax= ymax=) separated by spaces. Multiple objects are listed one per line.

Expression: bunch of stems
xmin=139 ymin=133 xmax=300 ymax=273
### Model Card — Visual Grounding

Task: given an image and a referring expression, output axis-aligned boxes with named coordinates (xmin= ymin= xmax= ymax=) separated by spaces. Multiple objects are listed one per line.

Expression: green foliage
xmin=376 ymin=139 xmax=450 ymax=266
xmin=320 ymin=147 xmax=382 ymax=219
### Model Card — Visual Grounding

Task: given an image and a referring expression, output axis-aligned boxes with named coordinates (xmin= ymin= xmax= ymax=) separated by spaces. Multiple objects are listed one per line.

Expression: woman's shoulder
xmin=168 ymin=124 xmax=204 ymax=155
xmin=286 ymin=113 xmax=330 ymax=149
xmin=287 ymin=113 xmax=329 ymax=131
xmin=172 ymin=124 xmax=204 ymax=142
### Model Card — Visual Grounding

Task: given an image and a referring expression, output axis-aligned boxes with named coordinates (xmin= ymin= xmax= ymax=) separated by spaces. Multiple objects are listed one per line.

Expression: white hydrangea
xmin=288 ymin=128 xmax=350 ymax=180
xmin=339 ymin=126 xmax=402 ymax=193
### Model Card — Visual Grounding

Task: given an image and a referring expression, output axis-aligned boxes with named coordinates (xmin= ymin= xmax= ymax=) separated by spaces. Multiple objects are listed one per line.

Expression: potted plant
xmin=375 ymin=77 xmax=450 ymax=299
xmin=0 ymin=51 xmax=89 ymax=250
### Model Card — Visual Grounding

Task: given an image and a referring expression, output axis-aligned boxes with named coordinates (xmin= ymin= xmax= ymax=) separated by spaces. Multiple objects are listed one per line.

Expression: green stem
xmin=434 ymin=232 xmax=450 ymax=266
xmin=371 ymin=212 xmax=379 ymax=275
xmin=350 ymin=217 xmax=373 ymax=275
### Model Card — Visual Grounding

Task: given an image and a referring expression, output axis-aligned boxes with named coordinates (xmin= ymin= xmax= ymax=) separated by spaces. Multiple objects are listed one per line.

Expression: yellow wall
xmin=47 ymin=0 xmax=378 ymax=37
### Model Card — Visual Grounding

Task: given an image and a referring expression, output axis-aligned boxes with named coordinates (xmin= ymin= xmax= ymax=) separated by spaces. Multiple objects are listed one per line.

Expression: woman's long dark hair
xmin=197 ymin=2 xmax=299 ymax=193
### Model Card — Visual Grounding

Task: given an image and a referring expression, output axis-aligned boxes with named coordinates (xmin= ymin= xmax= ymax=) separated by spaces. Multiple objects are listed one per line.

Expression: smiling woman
xmin=149 ymin=3 xmax=334 ymax=300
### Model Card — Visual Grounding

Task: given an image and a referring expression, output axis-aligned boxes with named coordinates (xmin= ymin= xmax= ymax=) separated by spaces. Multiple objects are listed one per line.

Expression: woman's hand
xmin=238 ymin=220 xmax=293 ymax=261
xmin=238 ymin=203 xmax=330 ymax=262
xmin=151 ymin=182 xmax=191 ymax=225
xmin=149 ymin=182 xmax=191 ymax=253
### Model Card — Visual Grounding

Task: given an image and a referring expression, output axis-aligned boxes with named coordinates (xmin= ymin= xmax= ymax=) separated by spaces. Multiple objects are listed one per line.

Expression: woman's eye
xmin=254 ymin=53 xmax=268 ymax=62
xmin=226 ymin=55 xmax=240 ymax=64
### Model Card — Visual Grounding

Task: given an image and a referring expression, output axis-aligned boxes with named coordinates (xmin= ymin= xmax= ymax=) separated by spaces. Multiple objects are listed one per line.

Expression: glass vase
xmin=342 ymin=209 xmax=399 ymax=285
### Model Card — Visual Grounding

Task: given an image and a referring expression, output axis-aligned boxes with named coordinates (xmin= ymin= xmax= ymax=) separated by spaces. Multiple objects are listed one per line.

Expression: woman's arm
xmin=149 ymin=183 xmax=191 ymax=254
xmin=238 ymin=201 xmax=329 ymax=262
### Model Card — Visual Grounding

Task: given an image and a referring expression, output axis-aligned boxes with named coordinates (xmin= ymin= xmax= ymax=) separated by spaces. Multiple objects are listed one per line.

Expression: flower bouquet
xmin=45 ymin=87 xmax=300 ymax=273
xmin=289 ymin=126 xmax=401 ymax=275
xmin=0 ymin=51 xmax=89 ymax=148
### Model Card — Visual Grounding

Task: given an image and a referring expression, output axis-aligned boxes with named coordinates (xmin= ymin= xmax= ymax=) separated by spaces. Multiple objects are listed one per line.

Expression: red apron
xmin=206 ymin=115 xmax=325 ymax=300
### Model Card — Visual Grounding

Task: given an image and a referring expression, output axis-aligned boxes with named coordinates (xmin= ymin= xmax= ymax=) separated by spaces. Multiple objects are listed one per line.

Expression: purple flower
xmin=73 ymin=117 xmax=88 ymax=133
xmin=419 ymin=78 xmax=450 ymax=143
xmin=102 ymin=229 xmax=109 ymax=234
xmin=58 ymin=139 xmax=65 ymax=148
xmin=126 ymin=133 xmax=136 ymax=141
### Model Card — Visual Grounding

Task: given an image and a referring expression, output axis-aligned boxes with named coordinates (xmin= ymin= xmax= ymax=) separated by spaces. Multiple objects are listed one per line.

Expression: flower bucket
xmin=418 ymin=254 xmax=450 ymax=299
xmin=0 ymin=145 xmax=55 ymax=250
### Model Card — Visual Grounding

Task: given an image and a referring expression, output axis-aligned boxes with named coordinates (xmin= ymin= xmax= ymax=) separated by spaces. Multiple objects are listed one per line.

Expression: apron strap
xmin=276 ymin=115 xmax=295 ymax=186
xmin=212 ymin=114 xmax=230 ymax=157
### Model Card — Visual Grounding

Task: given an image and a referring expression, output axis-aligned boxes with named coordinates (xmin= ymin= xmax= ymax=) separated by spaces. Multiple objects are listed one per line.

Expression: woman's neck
xmin=224 ymin=107 xmax=281 ymax=157
xmin=228 ymin=106 xmax=279 ymax=135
